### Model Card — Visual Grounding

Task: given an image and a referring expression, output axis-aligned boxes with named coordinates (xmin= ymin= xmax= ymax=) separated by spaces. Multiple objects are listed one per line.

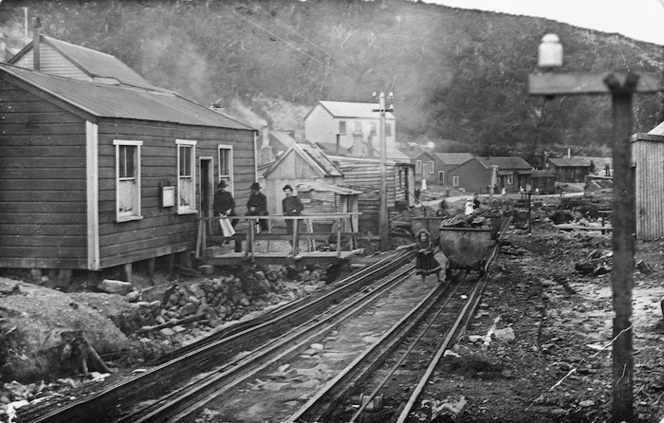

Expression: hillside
xmin=1 ymin=0 xmax=662 ymax=163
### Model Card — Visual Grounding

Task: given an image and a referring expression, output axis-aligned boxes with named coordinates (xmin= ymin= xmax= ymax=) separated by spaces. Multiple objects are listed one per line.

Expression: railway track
xmin=284 ymin=218 xmax=508 ymax=423
xmin=23 ymin=217 xmax=509 ymax=423
xmin=19 ymin=248 xmax=415 ymax=423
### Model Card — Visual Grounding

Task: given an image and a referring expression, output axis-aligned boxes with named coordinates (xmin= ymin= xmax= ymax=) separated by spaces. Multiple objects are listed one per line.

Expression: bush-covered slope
xmin=1 ymin=0 xmax=661 ymax=161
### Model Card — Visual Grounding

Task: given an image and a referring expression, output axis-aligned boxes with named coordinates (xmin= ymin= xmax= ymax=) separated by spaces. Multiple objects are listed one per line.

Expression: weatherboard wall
xmin=0 ymin=77 xmax=89 ymax=269
xmin=95 ymin=120 xmax=256 ymax=269
xmin=0 ymin=76 xmax=257 ymax=270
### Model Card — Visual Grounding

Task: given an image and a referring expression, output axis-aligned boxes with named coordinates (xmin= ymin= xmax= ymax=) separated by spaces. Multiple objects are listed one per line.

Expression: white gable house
xmin=304 ymin=100 xmax=396 ymax=156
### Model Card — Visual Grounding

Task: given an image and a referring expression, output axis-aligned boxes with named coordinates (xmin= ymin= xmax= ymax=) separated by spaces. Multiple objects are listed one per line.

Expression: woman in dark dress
xmin=415 ymin=229 xmax=443 ymax=283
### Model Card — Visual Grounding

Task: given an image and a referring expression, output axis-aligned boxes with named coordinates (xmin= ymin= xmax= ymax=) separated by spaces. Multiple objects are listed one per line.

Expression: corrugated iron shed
xmin=0 ymin=63 xmax=254 ymax=130
xmin=632 ymin=131 xmax=664 ymax=240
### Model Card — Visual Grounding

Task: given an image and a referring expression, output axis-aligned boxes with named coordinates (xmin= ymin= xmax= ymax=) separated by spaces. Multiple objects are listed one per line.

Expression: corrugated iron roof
xmin=9 ymin=35 xmax=154 ymax=89
xmin=296 ymin=181 xmax=362 ymax=195
xmin=299 ymin=144 xmax=344 ymax=177
xmin=549 ymin=156 xmax=611 ymax=167
xmin=0 ymin=63 xmax=255 ymax=130
xmin=476 ymin=156 xmax=532 ymax=170
xmin=434 ymin=152 xmax=474 ymax=165
xmin=316 ymin=100 xmax=395 ymax=119
xmin=45 ymin=36 xmax=152 ymax=87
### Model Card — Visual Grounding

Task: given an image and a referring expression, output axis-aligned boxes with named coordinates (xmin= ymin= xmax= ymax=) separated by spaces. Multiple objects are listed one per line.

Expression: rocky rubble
xmin=0 ymin=264 xmax=328 ymax=422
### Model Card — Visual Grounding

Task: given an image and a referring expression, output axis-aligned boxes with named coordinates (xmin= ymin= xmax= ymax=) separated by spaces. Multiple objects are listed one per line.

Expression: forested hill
xmin=1 ymin=0 xmax=662 ymax=164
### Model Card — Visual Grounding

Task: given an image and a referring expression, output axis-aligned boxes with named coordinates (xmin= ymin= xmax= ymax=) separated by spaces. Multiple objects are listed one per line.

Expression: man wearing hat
xmin=282 ymin=184 xmax=304 ymax=252
xmin=246 ymin=182 xmax=269 ymax=232
xmin=213 ymin=179 xmax=238 ymax=228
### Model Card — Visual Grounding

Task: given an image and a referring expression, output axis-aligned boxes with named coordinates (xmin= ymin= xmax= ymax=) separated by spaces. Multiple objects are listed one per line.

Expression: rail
xmin=196 ymin=212 xmax=363 ymax=261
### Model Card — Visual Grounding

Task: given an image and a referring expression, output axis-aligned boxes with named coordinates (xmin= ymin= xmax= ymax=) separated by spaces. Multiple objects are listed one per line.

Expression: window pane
xmin=120 ymin=145 xmax=135 ymax=178
xmin=219 ymin=148 xmax=230 ymax=177
xmin=180 ymin=146 xmax=191 ymax=176
xmin=339 ymin=121 xmax=346 ymax=135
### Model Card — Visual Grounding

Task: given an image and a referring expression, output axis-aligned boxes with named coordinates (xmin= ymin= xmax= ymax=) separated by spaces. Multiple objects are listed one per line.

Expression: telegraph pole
xmin=374 ymin=92 xmax=393 ymax=251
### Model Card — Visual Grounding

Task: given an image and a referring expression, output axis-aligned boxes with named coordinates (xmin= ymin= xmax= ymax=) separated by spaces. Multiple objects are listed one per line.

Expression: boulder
xmin=97 ymin=280 xmax=133 ymax=295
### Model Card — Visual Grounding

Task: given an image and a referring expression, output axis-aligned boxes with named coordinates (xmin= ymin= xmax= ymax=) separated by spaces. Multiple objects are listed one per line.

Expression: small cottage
xmin=448 ymin=156 xmax=533 ymax=194
xmin=547 ymin=156 xmax=612 ymax=182
xmin=0 ymin=41 xmax=256 ymax=277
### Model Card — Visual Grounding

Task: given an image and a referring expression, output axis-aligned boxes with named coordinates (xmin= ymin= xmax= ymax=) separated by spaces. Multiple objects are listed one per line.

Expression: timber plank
xmin=0 ymin=235 xmax=86 ymax=248
xmin=0 ymin=212 xmax=87 ymax=225
xmin=0 ymin=224 xmax=86 ymax=236
xmin=0 ymin=257 xmax=86 ymax=269
xmin=0 ymin=202 xmax=86 ymax=213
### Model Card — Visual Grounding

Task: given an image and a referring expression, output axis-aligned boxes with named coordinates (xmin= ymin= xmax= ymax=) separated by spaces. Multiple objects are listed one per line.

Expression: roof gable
xmin=434 ymin=152 xmax=474 ymax=165
xmin=306 ymin=100 xmax=395 ymax=121
xmin=264 ymin=143 xmax=343 ymax=179
xmin=476 ymin=156 xmax=532 ymax=170
xmin=10 ymin=35 xmax=153 ymax=88
xmin=0 ymin=63 xmax=254 ymax=130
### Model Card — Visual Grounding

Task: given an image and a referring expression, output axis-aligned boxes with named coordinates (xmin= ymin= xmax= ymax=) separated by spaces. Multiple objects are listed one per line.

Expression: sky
xmin=427 ymin=0 xmax=664 ymax=45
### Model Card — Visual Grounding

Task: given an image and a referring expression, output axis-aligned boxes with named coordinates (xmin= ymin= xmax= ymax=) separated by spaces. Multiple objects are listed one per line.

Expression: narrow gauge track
xmin=20 ymin=249 xmax=414 ymax=423
xmin=285 ymin=221 xmax=508 ymax=423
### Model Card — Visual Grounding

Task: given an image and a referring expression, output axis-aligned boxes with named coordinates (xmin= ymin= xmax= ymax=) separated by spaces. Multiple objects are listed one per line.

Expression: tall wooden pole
xmin=605 ymin=73 xmax=638 ymax=423
xmin=378 ymin=92 xmax=389 ymax=250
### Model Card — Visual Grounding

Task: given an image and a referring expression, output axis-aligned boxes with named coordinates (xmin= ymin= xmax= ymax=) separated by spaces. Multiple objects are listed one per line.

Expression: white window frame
xmin=339 ymin=120 xmax=347 ymax=135
xmin=218 ymin=144 xmax=234 ymax=194
xmin=452 ymin=175 xmax=460 ymax=187
xmin=177 ymin=139 xmax=197 ymax=214
xmin=113 ymin=140 xmax=143 ymax=222
xmin=416 ymin=160 xmax=422 ymax=175
xmin=506 ymin=175 xmax=513 ymax=185
xmin=429 ymin=160 xmax=434 ymax=174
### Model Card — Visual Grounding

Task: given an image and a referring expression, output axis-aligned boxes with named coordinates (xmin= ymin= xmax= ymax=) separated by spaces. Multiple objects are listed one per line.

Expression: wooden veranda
xmin=196 ymin=213 xmax=364 ymax=267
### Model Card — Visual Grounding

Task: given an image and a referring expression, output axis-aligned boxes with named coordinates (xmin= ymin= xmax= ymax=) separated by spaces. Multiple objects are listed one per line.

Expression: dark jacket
xmin=213 ymin=189 xmax=235 ymax=216
xmin=247 ymin=191 xmax=268 ymax=215
xmin=282 ymin=195 xmax=304 ymax=216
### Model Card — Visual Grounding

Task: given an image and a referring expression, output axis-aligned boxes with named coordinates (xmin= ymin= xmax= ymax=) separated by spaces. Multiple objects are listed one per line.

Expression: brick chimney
xmin=352 ymin=129 xmax=364 ymax=157
xmin=32 ymin=17 xmax=41 ymax=71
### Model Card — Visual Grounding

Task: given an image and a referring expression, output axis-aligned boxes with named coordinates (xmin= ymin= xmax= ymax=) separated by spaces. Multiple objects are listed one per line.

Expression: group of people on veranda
xmin=213 ymin=178 xmax=449 ymax=284
xmin=212 ymin=180 xmax=303 ymax=239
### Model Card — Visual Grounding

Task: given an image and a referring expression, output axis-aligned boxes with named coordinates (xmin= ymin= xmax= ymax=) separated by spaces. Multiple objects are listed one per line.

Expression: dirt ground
xmin=424 ymin=224 xmax=664 ymax=423
xmin=0 ymin=193 xmax=663 ymax=423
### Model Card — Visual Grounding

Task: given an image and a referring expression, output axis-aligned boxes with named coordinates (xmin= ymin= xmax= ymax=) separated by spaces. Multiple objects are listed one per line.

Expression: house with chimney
xmin=304 ymin=100 xmax=398 ymax=159
xmin=0 ymin=31 xmax=257 ymax=281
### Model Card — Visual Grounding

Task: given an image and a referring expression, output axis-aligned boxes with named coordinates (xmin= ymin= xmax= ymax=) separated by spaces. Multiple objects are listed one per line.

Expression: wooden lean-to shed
xmin=632 ymin=124 xmax=664 ymax=241
xmin=294 ymin=181 xmax=362 ymax=233
xmin=330 ymin=155 xmax=415 ymax=234
xmin=0 ymin=59 xmax=256 ymax=275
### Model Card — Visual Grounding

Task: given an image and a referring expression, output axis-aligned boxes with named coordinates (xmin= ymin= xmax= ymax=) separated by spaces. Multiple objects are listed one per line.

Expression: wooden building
xmin=262 ymin=143 xmax=344 ymax=220
xmin=331 ymin=155 xmax=415 ymax=234
xmin=448 ymin=156 xmax=533 ymax=194
xmin=294 ymin=181 xmax=361 ymax=233
xmin=304 ymin=100 xmax=396 ymax=154
xmin=0 ymin=61 xmax=256 ymax=273
xmin=530 ymin=170 xmax=556 ymax=194
xmin=632 ymin=126 xmax=664 ymax=240
xmin=433 ymin=152 xmax=474 ymax=186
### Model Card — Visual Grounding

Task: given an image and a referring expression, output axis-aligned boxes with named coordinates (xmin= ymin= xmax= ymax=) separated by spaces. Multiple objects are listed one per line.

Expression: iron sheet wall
xmin=633 ymin=134 xmax=664 ymax=241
